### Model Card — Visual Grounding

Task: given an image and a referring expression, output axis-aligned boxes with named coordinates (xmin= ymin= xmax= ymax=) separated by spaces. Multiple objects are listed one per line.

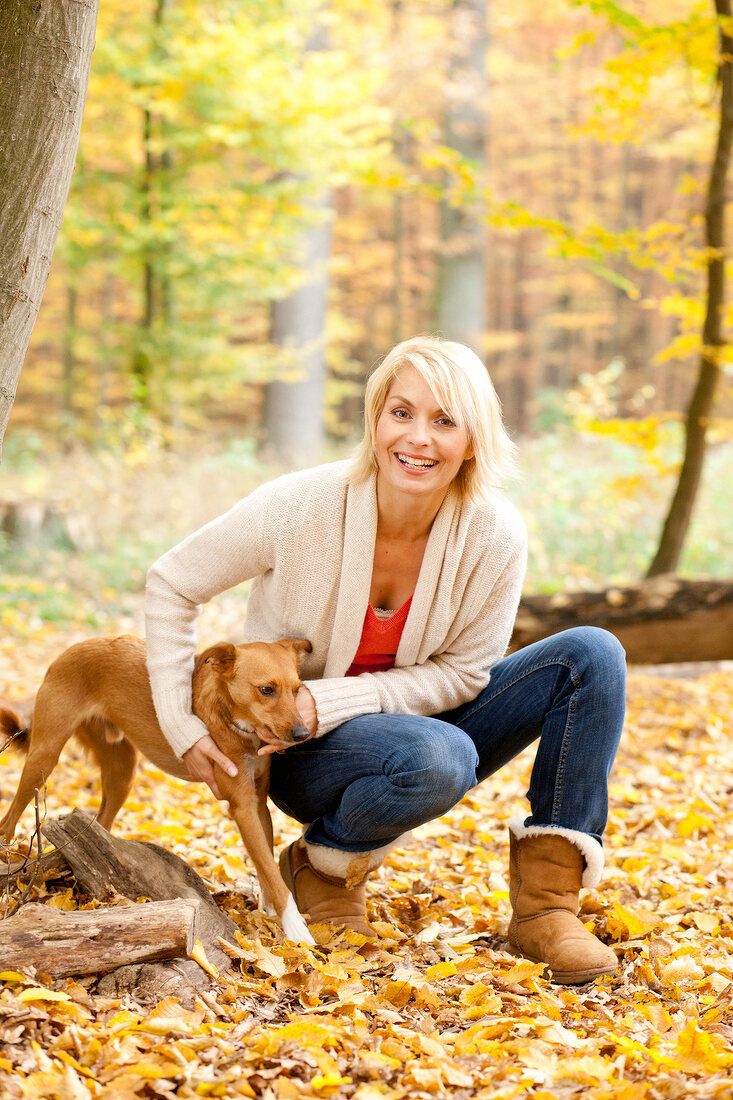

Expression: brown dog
xmin=0 ymin=635 xmax=316 ymax=945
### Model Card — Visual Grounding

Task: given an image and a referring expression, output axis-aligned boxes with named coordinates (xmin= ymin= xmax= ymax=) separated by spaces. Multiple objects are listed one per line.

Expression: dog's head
xmin=194 ymin=638 xmax=313 ymax=748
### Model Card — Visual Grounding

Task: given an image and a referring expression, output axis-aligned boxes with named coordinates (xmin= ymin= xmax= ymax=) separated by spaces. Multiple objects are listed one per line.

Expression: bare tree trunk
xmin=436 ymin=0 xmax=489 ymax=354
xmin=263 ymin=15 xmax=332 ymax=463
xmin=62 ymin=283 xmax=78 ymax=420
xmin=0 ymin=0 xmax=99 ymax=457
xmin=647 ymin=0 xmax=733 ymax=576
xmin=263 ymin=198 xmax=333 ymax=462
xmin=132 ymin=0 xmax=169 ymax=413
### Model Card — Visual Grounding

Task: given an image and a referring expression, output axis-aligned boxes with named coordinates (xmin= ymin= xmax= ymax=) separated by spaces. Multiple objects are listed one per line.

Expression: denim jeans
xmin=269 ymin=626 xmax=626 ymax=851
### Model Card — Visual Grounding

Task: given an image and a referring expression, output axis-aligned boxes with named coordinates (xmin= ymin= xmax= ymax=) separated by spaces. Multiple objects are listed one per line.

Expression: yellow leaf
xmin=383 ymin=980 xmax=412 ymax=1008
xmin=460 ymin=981 xmax=500 ymax=1008
xmin=312 ymin=1072 xmax=352 ymax=1091
xmin=125 ymin=1061 xmax=175 ymax=1079
xmin=676 ymin=810 xmax=713 ymax=837
xmin=191 ymin=939 xmax=219 ymax=978
xmin=0 ymin=971 xmax=29 ymax=982
xmin=606 ymin=902 xmax=658 ymax=940
xmin=676 ymin=1019 xmax=733 ymax=1072
xmin=502 ymin=959 xmax=547 ymax=983
xmin=657 ymin=955 xmax=705 ymax=985
xmin=53 ymin=1050 xmax=97 ymax=1080
xmin=17 ymin=987 xmax=71 ymax=1004
xmin=426 ymin=960 xmax=457 ymax=981
xmin=690 ymin=912 xmax=720 ymax=933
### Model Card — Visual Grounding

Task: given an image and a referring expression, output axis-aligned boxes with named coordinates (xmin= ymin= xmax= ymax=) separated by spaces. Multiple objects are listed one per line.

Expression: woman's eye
xmin=258 ymin=685 xmax=275 ymax=696
xmin=437 ymin=416 xmax=456 ymax=427
xmin=392 ymin=408 xmax=410 ymax=418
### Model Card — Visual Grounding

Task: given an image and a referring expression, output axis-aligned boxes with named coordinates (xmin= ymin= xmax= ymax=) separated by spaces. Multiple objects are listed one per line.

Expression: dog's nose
xmin=291 ymin=725 xmax=310 ymax=742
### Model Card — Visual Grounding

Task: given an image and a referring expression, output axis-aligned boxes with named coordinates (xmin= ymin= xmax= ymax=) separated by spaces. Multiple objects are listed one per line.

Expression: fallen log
xmin=511 ymin=576 xmax=733 ymax=664
xmin=41 ymin=810 xmax=238 ymax=980
xmin=0 ymin=898 xmax=199 ymax=979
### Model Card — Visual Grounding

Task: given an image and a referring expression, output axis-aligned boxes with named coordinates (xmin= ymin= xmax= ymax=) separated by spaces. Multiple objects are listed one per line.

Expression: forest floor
xmin=1 ymin=607 xmax=732 ymax=1099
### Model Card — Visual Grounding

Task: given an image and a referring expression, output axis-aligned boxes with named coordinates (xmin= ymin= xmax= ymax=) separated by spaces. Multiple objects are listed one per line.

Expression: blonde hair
xmin=350 ymin=335 xmax=518 ymax=503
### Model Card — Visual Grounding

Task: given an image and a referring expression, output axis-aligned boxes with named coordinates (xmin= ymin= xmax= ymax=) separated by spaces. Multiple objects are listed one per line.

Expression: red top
xmin=345 ymin=598 xmax=412 ymax=677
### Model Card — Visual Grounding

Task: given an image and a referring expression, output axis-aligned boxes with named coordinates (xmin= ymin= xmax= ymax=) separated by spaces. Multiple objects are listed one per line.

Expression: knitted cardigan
xmin=145 ymin=461 xmax=528 ymax=757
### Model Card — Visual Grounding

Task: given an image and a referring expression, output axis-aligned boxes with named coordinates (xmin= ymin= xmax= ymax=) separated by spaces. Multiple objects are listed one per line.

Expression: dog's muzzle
xmin=291 ymin=725 xmax=311 ymax=742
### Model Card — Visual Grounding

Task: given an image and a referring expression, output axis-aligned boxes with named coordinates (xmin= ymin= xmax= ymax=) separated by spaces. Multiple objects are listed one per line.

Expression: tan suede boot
xmin=507 ymin=823 xmax=618 ymax=985
xmin=279 ymin=837 xmax=382 ymax=937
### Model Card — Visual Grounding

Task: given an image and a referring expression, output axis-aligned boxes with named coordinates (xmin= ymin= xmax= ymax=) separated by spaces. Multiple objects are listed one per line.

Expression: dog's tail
xmin=0 ymin=704 xmax=30 ymax=754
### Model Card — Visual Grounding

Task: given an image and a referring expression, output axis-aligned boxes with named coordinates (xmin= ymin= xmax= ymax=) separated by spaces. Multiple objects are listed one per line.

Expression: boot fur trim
xmin=508 ymin=817 xmax=604 ymax=889
xmin=304 ymin=834 xmax=410 ymax=889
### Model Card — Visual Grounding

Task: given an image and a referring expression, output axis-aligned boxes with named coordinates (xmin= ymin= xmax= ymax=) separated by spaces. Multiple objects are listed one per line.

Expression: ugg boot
xmin=279 ymin=837 xmax=396 ymax=937
xmin=507 ymin=820 xmax=618 ymax=985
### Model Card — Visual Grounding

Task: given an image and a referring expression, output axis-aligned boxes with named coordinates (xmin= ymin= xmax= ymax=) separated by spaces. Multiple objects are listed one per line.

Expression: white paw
xmin=281 ymin=893 xmax=315 ymax=946
xmin=258 ymin=886 xmax=277 ymax=918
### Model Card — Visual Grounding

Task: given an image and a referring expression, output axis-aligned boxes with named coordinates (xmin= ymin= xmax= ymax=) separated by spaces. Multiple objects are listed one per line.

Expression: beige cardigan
xmin=145 ymin=461 xmax=527 ymax=757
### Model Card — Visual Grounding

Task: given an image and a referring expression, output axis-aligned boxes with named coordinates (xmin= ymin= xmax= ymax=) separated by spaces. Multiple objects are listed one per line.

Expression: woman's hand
xmin=183 ymin=735 xmax=238 ymax=799
xmin=296 ymin=684 xmax=318 ymax=736
xmin=257 ymin=686 xmax=318 ymax=757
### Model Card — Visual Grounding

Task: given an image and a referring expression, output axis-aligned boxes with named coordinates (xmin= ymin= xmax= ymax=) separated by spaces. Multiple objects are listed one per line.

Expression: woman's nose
xmin=406 ymin=418 xmax=432 ymax=446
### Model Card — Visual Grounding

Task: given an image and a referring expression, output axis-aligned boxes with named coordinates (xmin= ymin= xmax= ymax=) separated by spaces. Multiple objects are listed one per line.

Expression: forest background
xmin=2 ymin=6 xmax=733 ymax=1096
xmin=3 ymin=0 xmax=733 ymax=639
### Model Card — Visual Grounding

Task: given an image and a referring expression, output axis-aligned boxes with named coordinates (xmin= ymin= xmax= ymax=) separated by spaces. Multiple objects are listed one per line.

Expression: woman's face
xmin=374 ymin=366 xmax=473 ymax=505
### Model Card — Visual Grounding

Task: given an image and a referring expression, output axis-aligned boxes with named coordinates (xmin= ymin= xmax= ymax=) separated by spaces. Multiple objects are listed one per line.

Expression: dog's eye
xmin=258 ymin=685 xmax=275 ymax=697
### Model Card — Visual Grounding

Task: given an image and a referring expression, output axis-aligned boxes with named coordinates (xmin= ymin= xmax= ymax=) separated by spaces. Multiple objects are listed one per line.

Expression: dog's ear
xmin=199 ymin=643 xmax=237 ymax=675
xmin=279 ymin=638 xmax=312 ymax=669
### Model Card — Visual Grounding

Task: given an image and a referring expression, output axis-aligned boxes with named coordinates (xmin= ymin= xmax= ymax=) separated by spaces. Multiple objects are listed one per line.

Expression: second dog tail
xmin=0 ymin=704 xmax=30 ymax=753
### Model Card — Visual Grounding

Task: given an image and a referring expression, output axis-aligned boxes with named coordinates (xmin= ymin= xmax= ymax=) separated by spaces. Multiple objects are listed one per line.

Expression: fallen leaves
xmin=1 ymin=650 xmax=733 ymax=1097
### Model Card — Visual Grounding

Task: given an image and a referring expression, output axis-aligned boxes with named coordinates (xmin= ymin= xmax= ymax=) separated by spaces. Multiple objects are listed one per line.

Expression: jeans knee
xmin=552 ymin=626 xmax=626 ymax=681
xmin=388 ymin=723 xmax=478 ymax=806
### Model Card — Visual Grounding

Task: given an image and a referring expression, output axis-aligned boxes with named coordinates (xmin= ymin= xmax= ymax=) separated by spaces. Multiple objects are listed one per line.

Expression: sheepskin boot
xmin=279 ymin=837 xmax=394 ymax=937
xmin=507 ymin=819 xmax=618 ymax=985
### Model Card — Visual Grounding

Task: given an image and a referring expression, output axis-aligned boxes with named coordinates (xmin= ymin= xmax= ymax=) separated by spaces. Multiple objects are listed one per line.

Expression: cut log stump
xmin=41 ymin=810 xmax=239 ymax=980
xmin=0 ymin=898 xmax=199 ymax=979
xmin=0 ymin=810 xmax=242 ymax=1000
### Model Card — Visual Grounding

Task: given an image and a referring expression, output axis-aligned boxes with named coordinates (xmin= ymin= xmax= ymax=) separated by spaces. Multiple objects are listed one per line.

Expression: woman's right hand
xmin=183 ymin=735 xmax=238 ymax=800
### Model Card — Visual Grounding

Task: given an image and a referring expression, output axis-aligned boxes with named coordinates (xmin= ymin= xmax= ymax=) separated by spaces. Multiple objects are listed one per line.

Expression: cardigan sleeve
xmin=304 ymin=536 xmax=528 ymax=735
xmin=145 ymin=482 xmax=275 ymax=757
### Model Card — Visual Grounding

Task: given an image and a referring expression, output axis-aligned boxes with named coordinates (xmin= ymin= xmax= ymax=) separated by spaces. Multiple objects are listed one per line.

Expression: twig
xmin=0 ymin=809 xmax=100 ymax=919
xmin=3 ymin=790 xmax=45 ymax=919
xmin=0 ymin=727 xmax=30 ymax=755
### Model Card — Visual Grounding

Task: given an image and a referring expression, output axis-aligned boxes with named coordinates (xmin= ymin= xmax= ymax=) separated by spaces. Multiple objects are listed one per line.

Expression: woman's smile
xmin=394 ymin=451 xmax=439 ymax=471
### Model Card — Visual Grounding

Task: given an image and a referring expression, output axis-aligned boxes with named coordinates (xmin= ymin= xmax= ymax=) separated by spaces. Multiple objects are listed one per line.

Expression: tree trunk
xmin=435 ymin=0 xmax=489 ymax=354
xmin=0 ymin=0 xmax=99 ymax=457
xmin=263 ymin=194 xmax=333 ymax=462
xmin=647 ymin=0 xmax=733 ymax=576
xmin=0 ymin=899 xmax=199 ymax=979
xmin=62 ymin=283 xmax=78 ymax=420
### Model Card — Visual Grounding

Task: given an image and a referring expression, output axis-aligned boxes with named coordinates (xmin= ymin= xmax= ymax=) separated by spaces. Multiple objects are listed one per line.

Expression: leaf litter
xmin=2 ymin=623 xmax=733 ymax=1099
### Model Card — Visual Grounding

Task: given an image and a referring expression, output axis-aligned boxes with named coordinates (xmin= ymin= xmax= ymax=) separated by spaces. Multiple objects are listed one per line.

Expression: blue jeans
xmin=269 ymin=627 xmax=626 ymax=851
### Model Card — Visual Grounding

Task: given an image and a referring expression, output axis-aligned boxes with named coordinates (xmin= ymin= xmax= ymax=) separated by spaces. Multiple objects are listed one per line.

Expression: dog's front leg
xmin=220 ymin=765 xmax=315 ymax=947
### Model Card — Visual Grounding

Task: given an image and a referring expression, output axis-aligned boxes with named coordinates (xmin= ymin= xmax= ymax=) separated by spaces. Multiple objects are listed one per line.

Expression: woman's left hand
xmin=257 ymin=685 xmax=318 ymax=756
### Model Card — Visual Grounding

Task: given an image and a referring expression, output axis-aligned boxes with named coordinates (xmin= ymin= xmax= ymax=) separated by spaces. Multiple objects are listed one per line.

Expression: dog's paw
xmin=281 ymin=893 xmax=315 ymax=946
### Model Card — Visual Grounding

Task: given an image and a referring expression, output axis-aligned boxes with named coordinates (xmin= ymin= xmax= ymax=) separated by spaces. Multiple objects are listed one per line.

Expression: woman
xmin=145 ymin=336 xmax=625 ymax=984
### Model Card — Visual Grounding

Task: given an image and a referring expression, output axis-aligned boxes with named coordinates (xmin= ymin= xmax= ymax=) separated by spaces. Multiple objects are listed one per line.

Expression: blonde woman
xmin=145 ymin=336 xmax=624 ymax=984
